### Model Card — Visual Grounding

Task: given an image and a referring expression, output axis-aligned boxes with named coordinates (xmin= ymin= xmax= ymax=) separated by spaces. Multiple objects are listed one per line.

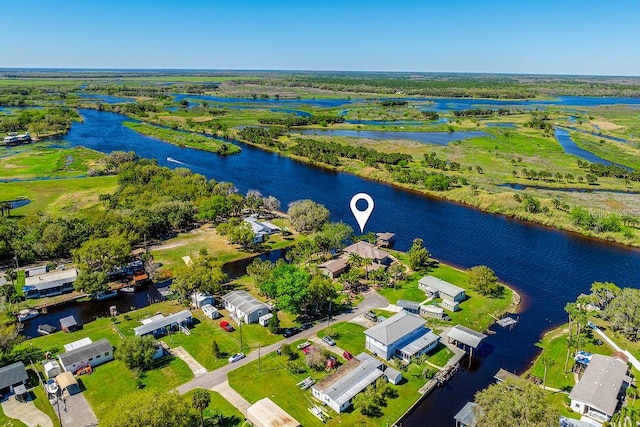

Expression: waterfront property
xmin=58 ymin=338 xmax=114 ymax=373
xmin=134 ymin=310 xmax=193 ymax=337
xmin=22 ymin=267 xmax=77 ymax=299
xmin=376 ymin=232 xmax=395 ymax=247
xmin=343 ymin=241 xmax=391 ymax=264
xmin=446 ymin=325 xmax=487 ymax=357
xmin=311 ymin=353 xmax=384 ymax=413
xmin=244 ymin=215 xmax=280 ymax=243
xmin=318 ymin=257 xmax=348 ymax=279
xmin=222 ymin=290 xmax=270 ymax=324
xmin=0 ymin=361 xmax=28 ymax=394
xmin=568 ymin=354 xmax=630 ymax=423
xmin=418 ymin=276 xmax=465 ymax=312
xmin=454 ymin=401 xmax=482 ymax=427
xmin=60 ymin=315 xmax=79 ymax=332
xmin=364 ymin=311 xmax=440 ymax=361
xmin=246 ymin=397 xmax=301 ymax=427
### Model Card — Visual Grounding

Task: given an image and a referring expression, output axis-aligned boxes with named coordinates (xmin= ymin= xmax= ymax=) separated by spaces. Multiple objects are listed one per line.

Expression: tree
xmin=225 ymin=221 xmax=255 ymax=249
xmin=314 ymin=222 xmax=353 ymax=255
xmin=101 ymin=391 xmax=198 ymax=427
xmin=116 ymin=335 xmax=158 ymax=371
xmin=246 ymin=258 xmax=274 ymax=289
xmin=603 ymin=287 xmax=640 ymax=341
xmin=407 ymin=238 xmax=431 ymax=271
xmin=474 ymin=378 xmax=559 ymax=427
xmin=540 ymin=355 xmax=555 ymax=389
xmin=74 ymin=268 xmax=109 ymax=294
xmin=287 ymin=200 xmax=330 ymax=234
xmin=268 ymin=310 xmax=281 ymax=334
xmin=211 ymin=340 xmax=221 ymax=359
xmin=196 ymin=195 xmax=232 ymax=223
xmin=73 ymin=234 xmax=131 ymax=272
xmin=467 ymin=265 xmax=503 ymax=297
xmin=341 ymin=270 xmax=361 ymax=294
xmin=171 ymin=255 xmax=227 ymax=298
xmin=0 ymin=323 xmax=22 ymax=357
xmin=353 ymin=386 xmax=383 ymax=417
xmin=305 ymin=347 xmax=326 ymax=371
xmin=191 ymin=390 xmax=211 ymax=427
xmin=307 ymin=275 xmax=337 ymax=313
xmin=589 ymin=281 xmax=621 ymax=310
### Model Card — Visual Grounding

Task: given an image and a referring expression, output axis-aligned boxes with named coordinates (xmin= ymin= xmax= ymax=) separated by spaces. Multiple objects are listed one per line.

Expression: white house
xmin=311 ymin=353 xmax=384 ymax=413
xmin=569 ymin=354 xmax=630 ymax=423
xmin=58 ymin=338 xmax=114 ymax=373
xmin=244 ymin=216 xmax=280 ymax=243
xmin=222 ymin=290 xmax=270 ymax=324
xmin=364 ymin=311 xmax=440 ymax=361
xmin=191 ymin=292 xmax=214 ymax=308
xmin=201 ymin=304 xmax=220 ymax=319
xmin=43 ymin=360 xmax=62 ymax=379
xmin=134 ymin=310 xmax=193 ymax=337
xmin=418 ymin=276 xmax=465 ymax=311
xmin=22 ymin=268 xmax=77 ymax=299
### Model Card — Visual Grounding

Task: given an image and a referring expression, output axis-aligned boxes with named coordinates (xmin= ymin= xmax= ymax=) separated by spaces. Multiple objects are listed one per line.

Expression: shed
xmin=55 ymin=371 xmax=80 ymax=395
xmin=447 ymin=325 xmax=487 ymax=356
xmin=201 ymin=304 xmax=220 ymax=320
xmin=397 ymin=299 xmax=420 ymax=314
xmin=0 ymin=362 xmax=28 ymax=393
xmin=494 ymin=368 xmax=519 ymax=383
xmin=60 ymin=315 xmax=79 ymax=332
xmin=43 ymin=360 xmax=62 ymax=379
xmin=259 ymin=313 xmax=273 ymax=327
xmin=13 ymin=384 xmax=28 ymax=402
xmin=191 ymin=292 xmax=214 ymax=309
xmin=383 ymin=366 xmax=403 ymax=385
xmin=246 ymin=397 xmax=301 ymax=427
xmin=420 ymin=304 xmax=444 ymax=319
xmin=454 ymin=401 xmax=482 ymax=427
xmin=25 ymin=265 xmax=47 ymax=277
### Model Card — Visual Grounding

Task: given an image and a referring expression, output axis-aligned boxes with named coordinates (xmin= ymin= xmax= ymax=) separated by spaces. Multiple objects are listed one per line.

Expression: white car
xmin=322 ymin=336 xmax=336 ymax=346
xmin=228 ymin=352 xmax=246 ymax=363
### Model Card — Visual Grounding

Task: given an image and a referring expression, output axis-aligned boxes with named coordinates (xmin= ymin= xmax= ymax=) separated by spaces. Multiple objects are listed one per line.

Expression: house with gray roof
xmin=454 ymin=401 xmax=483 ymax=427
xmin=568 ymin=354 xmax=630 ymax=423
xmin=364 ymin=311 xmax=440 ymax=361
xmin=311 ymin=353 xmax=384 ymax=413
xmin=134 ymin=310 xmax=192 ymax=337
xmin=58 ymin=338 xmax=113 ymax=373
xmin=244 ymin=215 xmax=280 ymax=243
xmin=447 ymin=325 xmax=487 ymax=356
xmin=397 ymin=299 xmax=420 ymax=314
xmin=0 ymin=362 xmax=28 ymax=394
xmin=222 ymin=290 xmax=269 ymax=324
xmin=419 ymin=276 xmax=465 ymax=311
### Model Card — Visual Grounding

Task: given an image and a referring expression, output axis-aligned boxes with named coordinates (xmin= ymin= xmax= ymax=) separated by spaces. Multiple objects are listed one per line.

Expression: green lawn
xmin=81 ymin=357 xmax=193 ymax=421
xmin=228 ymin=350 xmax=429 ymax=427
xmin=0 ymin=144 xmax=102 ymax=180
xmin=317 ymin=322 xmax=366 ymax=356
xmin=183 ymin=389 xmax=244 ymax=427
xmin=0 ymin=409 xmax=27 ymax=427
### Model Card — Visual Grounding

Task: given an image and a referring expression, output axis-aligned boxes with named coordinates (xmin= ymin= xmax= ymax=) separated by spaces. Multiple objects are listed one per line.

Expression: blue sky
xmin=2 ymin=0 xmax=639 ymax=75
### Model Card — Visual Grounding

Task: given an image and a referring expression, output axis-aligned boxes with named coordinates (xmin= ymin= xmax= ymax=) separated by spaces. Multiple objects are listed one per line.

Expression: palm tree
xmin=192 ymin=389 xmax=211 ymax=427
xmin=541 ymin=355 xmax=555 ymax=389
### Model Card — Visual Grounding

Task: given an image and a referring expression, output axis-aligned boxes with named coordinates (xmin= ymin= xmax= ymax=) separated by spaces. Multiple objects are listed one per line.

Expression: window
xmin=96 ymin=355 xmax=101 ymax=359
xmin=89 ymin=357 xmax=93 ymax=361
xmin=104 ymin=352 xmax=110 ymax=356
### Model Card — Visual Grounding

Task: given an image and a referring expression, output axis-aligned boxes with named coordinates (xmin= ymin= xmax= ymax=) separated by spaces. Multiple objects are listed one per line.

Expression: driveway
xmin=57 ymin=392 xmax=98 ymax=427
xmin=170 ymin=346 xmax=207 ymax=377
xmin=1 ymin=395 xmax=53 ymax=427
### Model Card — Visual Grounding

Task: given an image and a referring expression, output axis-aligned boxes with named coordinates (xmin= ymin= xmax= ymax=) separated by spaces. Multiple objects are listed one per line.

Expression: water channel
xmin=11 ymin=107 xmax=640 ymax=425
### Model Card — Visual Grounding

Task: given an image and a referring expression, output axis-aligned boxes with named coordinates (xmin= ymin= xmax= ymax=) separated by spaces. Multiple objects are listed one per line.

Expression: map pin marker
xmin=350 ymin=193 xmax=374 ymax=233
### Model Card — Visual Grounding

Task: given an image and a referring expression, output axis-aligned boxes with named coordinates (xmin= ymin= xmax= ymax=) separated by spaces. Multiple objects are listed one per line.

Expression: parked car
xmin=343 ymin=351 xmax=354 ymax=361
xmin=364 ymin=311 xmax=377 ymax=322
xmin=228 ymin=352 xmax=245 ymax=363
xmin=322 ymin=336 xmax=336 ymax=346
xmin=220 ymin=320 xmax=234 ymax=332
xmin=282 ymin=327 xmax=300 ymax=338
xmin=297 ymin=341 xmax=311 ymax=350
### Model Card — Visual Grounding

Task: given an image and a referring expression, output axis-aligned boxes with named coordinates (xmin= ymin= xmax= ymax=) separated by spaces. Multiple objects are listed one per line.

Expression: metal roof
xmin=222 ymin=290 xmax=268 ymax=316
xmin=55 ymin=371 xmax=78 ymax=390
xmin=60 ymin=315 xmax=78 ymax=329
xmin=568 ymin=354 xmax=628 ymax=417
xmin=397 ymin=331 xmax=440 ymax=357
xmin=364 ymin=311 xmax=426 ymax=346
xmin=134 ymin=310 xmax=192 ymax=336
xmin=397 ymin=299 xmax=420 ymax=311
xmin=383 ymin=366 xmax=402 ymax=382
xmin=59 ymin=338 xmax=112 ymax=368
xmin=64 ymin=337 xmax=92 ymax=352
xmin=454 ymin=401 xmax=482 ymax=426
xmin=0 ymin=362 xmax=27 ymax=390
xmin=447 ymin=325 xmax=487 ymax=349
xmin=314 ymin=353 xmax=383 ymax=406
xmin=419 ymin=276 xmax=465 ymax=298
xmin=24 ymin=269 xmax=77 ymax=291
xmin=421 ymin=305 xmax=444 ymax=314
xmin=246 ymin=398 xmax=301 ymax=427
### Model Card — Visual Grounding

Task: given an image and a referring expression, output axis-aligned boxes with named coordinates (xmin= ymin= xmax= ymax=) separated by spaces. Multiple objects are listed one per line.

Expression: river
xmin=36 ymin=109 xmax=640 ymax=425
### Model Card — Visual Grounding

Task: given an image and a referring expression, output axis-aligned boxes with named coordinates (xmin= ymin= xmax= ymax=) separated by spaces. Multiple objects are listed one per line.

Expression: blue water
xmin=554 ymin=128 xmax=628 ymax=167
xmin=173 ymin=93 xmax=356 ymax=108
xmin=292 ymin=128 xmax=490 ymax=146
xmin=269 ymin=108 xmax=312 ymax=117
xmin=562 ymin=125 xmax=629 ymax=144
xmin=345 ymin=120 xmax=425 ymax=126
xmin=52 ymin=109 xmax=640 ymax=425
xmin=485 ymin=122 xmax=517 ymax=128
xmin=75 ymin=93 xmax=135 ymax=104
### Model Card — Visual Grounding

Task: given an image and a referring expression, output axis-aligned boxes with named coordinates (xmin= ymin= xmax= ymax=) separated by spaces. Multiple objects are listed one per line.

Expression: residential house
xmin=311 ymin=353 xmax=384 ymax=413
xmin=0 ymin=362 xmax=28 ymax=394
xmin=191 ymin=292 xmax=214 ymax=308
xmin=244 ymin=215 xmax=280 ymax=243
xmin=58 ymin=338 xmax=114 ymax=373
xmin=22 ymin=268 xmax=77 ymax=299
xmin=318 ymin=258 xmax=348 ymax=279
xmin=222 ymin=290 xmax=270 ymax=324
xmin=343 ymin=241 xmax=391 ymax=265
xmin=134 ymin=310 xmax=193 ymax=337
xmin=364 ymin=311 xmax=440 ymax=361
xmin=397 ymin=299 xmax=420 ymax=314
xmin=418 ymin=276 xmax=465 ymax=312
xmin=246 ymin=398 xmax=301 ymax=427
xmin=568 ymin=354 xmax=630 ymax=423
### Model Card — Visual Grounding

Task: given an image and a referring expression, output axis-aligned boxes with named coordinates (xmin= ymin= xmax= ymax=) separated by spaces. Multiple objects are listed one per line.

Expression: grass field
xmin=317 ymin=322 xmax=366 ymax=356
xmin=182 ymin=389 xmax=244 ymax=426
xmin=0 ymin=144 xmax=102 ymax=180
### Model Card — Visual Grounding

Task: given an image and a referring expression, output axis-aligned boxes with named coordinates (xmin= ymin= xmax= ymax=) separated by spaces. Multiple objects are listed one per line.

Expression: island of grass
xmin=124 ymin=121 xmax=241 ymax=155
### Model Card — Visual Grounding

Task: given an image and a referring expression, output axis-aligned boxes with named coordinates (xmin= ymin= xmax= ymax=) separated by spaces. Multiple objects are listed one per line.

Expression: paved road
xmin=176 ymin=290 xmax=387 ymax=395
xmin=58 ymin=392 xmax=98 ymax=427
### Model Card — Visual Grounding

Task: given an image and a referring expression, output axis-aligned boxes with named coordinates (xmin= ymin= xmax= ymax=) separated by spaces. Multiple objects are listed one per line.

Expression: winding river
xmin=34 ymin=109 xmax=640 ymax=424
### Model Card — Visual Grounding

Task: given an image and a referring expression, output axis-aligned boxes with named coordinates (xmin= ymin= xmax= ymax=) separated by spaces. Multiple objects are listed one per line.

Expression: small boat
xmin=44 ymin=379 xmax=59 ymax=396
xmin=93 ymin=290 xmax=119 ymax=301
xmin=119 ymin=286 xmax=135 ymax=293
xmin=17 ymin=309 xmax=39 ymax=322
xmin=37 ymin=324 xmax=57 ymax=335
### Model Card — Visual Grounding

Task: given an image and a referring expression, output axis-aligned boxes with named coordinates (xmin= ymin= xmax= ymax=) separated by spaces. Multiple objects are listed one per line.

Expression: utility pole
xmin=258 ymin=344 xmax=261 ymax=372
xmin=239 ymin=319 xmax=243 ymax=351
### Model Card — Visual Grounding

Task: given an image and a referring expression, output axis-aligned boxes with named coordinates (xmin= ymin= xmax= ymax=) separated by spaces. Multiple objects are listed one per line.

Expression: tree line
xmin=258 ymin=114 xmax=344 ymax=127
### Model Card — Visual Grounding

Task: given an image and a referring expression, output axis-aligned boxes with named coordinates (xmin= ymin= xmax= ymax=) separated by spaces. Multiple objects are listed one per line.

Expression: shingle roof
xmin=134 ymin=310 xmax=192 ymax=336
xmin=364 ymin=311 xmax=426 ymax=346
xmin=314 ymin=353 xmax=383 ymax=406
xmin=59 ymin=338 xmax=112 ymax=368
xmin=343 ymin=241 xmax=389 ymax=261
xmin=569 ymin=354 xmax=628 ymax=416
xmin=447 ymin=325 xmax=487 ymax=349
xmin=222 ymin=290 xmax=268 ymax=316
xmin=318 ymin=258 xmax=348 ymax=273
xmin=0 ymin=362 xmax=28 ymax=390
xmin=419 ymin=276 xmax=464 ymax=298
